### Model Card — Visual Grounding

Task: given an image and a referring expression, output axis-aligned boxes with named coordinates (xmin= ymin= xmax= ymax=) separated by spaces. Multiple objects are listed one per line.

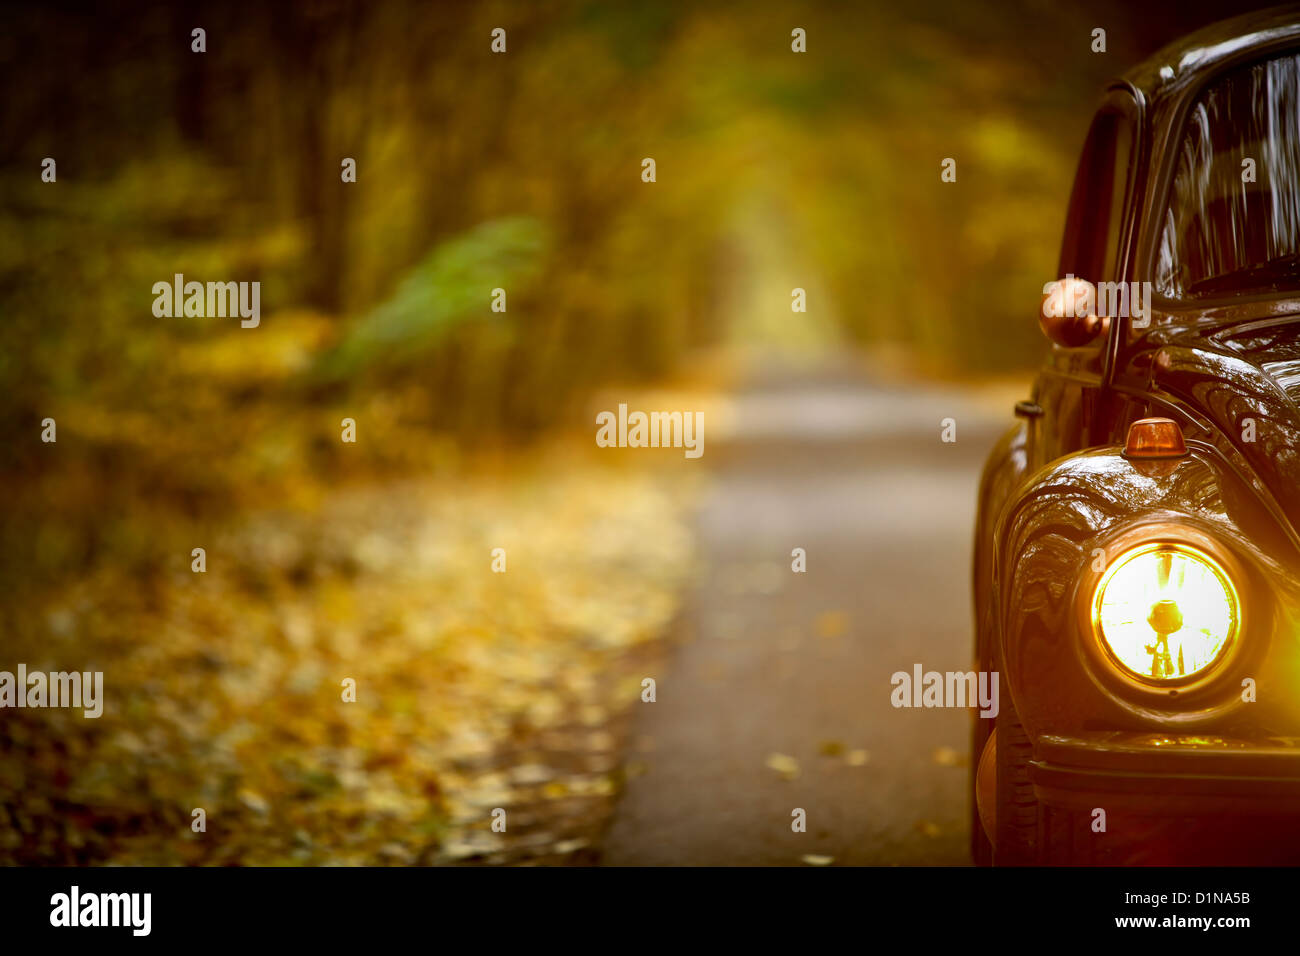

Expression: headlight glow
xmin=1092 ymin=543 xmax=1239 ymax=683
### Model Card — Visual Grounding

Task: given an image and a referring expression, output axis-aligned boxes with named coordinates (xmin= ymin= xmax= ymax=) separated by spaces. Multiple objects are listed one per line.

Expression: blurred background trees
xmin=0 ymin=0 xmax=1275 ymax=596
xmin=0 ymin=0 xmax=1284 ymax=865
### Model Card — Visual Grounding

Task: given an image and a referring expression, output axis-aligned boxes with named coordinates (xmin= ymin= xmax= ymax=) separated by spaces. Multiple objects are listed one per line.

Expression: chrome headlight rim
xmin=1074 ymin=524 xmax=1251 ymax=709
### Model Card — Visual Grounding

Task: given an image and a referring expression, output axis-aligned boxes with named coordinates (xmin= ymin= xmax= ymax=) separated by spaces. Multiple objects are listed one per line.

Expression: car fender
xmin=993 ymin=440 xmax=1300 ymax=739
xmin=973 ymin=421 xmax=1029 ymax=672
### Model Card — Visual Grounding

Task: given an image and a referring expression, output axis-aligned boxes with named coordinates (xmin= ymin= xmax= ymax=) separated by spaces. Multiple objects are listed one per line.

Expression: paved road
xmin=600 ymin=361 xmax=1013 ymax=865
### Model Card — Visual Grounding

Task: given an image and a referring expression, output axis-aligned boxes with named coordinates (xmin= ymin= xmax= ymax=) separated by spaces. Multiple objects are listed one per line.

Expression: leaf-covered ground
xmin=1 ymin=457 xmax=697 ymax=865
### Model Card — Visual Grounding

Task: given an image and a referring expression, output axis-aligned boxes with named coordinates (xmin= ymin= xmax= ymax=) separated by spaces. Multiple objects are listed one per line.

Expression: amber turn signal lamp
xmin=975 ymin=735 xmax=997 ymax=844
xmin=1123 ymin=417 xmax=1189 ymax=460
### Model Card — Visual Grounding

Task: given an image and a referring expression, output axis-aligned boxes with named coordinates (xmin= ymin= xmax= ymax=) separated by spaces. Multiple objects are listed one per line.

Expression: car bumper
xmin=1029 ymin=733 xmax=1300 ymax=863
xmin=1032 ymin=732 xmax=1300 ymax=808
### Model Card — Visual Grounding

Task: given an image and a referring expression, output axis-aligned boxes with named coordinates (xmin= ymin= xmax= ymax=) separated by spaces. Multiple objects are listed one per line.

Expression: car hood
xmin=1144 ymin=318 xmax=1300 ymax=541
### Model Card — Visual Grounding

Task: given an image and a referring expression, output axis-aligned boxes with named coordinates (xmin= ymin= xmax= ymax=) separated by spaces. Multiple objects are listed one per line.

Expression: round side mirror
xmin=1039 ymin=276 xmax=1109 ymax=347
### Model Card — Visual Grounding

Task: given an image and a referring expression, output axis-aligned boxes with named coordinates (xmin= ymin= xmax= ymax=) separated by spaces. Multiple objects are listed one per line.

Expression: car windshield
xmin=1156 ymin=51 xmax=1300 ymax=300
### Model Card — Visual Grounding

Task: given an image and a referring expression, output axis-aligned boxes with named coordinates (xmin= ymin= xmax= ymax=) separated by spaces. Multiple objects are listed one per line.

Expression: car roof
xmin=1123 ymin=5 xmax=1300 ymax=108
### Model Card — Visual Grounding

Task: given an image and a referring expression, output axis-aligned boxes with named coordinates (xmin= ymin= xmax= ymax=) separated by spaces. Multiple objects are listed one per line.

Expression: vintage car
xmin=972 ymin=8 xmax=1300 ymax=865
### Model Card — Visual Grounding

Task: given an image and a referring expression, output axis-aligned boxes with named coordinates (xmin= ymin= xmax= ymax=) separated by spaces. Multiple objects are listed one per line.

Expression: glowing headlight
xmin=1092 ymin=543 xmax=1239 ymax=683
